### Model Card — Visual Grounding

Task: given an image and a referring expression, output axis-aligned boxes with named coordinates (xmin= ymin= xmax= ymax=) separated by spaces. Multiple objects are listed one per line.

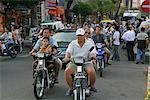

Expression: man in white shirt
xmin=112 ymin=26 xmax=120 ymax=61
xmin=122 ymin=26 xmax=135 ymax=61
xmin=0 ymin=27 xmax=14 ymax=51
xmin=64 ymin=28 xmax=97 ymax=96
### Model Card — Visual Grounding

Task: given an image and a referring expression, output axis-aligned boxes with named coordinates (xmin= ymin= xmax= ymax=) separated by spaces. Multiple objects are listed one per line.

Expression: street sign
xmin=141 ymin=0 xmax=150 ymax=12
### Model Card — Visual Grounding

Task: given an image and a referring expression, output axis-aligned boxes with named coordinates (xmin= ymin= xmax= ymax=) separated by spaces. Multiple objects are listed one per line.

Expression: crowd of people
xmin=0 ymin=25 xmax=25 ymax=55
xmin=28 ymin=17 xmax=149 ymax=96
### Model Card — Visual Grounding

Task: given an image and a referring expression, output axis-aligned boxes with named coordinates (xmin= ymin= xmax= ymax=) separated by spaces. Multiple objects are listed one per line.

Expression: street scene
xmin=0 ymin=0 xmax=150 ymax=100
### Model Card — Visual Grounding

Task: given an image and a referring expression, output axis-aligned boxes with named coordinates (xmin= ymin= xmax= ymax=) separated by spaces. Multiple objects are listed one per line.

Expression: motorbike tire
xmin=15 ymin=44 xmax=21 ymax=53
xmin=99 ymin=60 xmax=103 ymax=77
xmin=33 ymin=76 xmax=44 ymax=99
xmin=73 ymin=87 xmax=81 ymax=100
xmin=9 ymin=49 xmax=17 ymax=58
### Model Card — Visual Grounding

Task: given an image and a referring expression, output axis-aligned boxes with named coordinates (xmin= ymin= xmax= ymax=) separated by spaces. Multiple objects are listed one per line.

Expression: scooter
xmin=95 ymin=43 xmax=106 ymax=77
xmin=72 ymin=46 xmax=94 ymax=100
xmin=0 ymin=39 xmax=17 ymax=58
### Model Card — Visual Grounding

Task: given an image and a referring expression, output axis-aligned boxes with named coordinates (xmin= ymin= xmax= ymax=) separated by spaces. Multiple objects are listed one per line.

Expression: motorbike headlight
xmin=77 ymin=66 xmax=82 ymax=72
xmin=38 ymin=60 xmax=43 ymax=65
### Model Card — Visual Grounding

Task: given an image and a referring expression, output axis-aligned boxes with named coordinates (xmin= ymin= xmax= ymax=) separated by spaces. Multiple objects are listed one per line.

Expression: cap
xmin=76 ymin=28 xmax=85 ymax=36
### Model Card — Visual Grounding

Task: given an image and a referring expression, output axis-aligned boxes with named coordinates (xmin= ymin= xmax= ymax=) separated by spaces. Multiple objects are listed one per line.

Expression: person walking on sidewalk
xmin=122 ymin=26 xmax=135 ymax=61
xmin=135 ymin=27 xmax=149 ymax=64
xmin=112 ymin=26 xmax=120 ymax=61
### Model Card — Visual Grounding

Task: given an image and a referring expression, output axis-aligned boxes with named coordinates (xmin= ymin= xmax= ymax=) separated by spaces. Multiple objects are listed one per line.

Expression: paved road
xmin=0 ymin=47 xmax=148 ymax=100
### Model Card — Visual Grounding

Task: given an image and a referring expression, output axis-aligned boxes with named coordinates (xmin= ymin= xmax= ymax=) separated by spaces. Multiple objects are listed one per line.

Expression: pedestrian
xmin=122 ymin=26 xmax=135 ymax=61
xmin=112 ymin=26 xmax=120 ymax=61
xmin=135 ymin=27 xmax=149 ymax=64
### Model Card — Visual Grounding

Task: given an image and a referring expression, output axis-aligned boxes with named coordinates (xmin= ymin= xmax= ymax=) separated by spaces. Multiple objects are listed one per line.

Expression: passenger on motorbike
xmin=92 ymin=26 xmax=112 ymax=65
xmin=0 ymin=27 xmax=15 ymax=54
xmin=30 ymin=27 xmax=62 ymax=83
xmin=64 ymin=28 xmax=97 ymax=96
xmin=32 ymin=37 xmax=53 ymax=76
xmin=11 ymin=25 xmax=23 ymax=53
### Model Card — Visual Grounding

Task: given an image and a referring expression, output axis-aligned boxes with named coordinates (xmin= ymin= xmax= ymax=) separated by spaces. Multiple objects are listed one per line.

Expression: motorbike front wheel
xmin=99 ymin=59 xmax=103 ymax=77
xmin=33 ymin=76 xmax=45 ymax=99
xmin=73 ymin=87 xmax=86 ymax=100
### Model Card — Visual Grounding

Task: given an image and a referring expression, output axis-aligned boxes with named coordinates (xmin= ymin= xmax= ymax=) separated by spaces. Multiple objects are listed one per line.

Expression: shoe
xmin=141 ymin=62 xmax=144 ymax=64
xmin=106 ymin=62 xmax=111 ymax=65
xmin=136 ymin=62 xmax=139 ymax=64
xmin=54 ymin=78 xmax=59 ymax=84
xmin=65 ymin=89 xmax=73 ymax=96
xmin=90 ymin=86 xmax=97 ymax=92
xmin=116 ymin=59 xmax=120 ymax=61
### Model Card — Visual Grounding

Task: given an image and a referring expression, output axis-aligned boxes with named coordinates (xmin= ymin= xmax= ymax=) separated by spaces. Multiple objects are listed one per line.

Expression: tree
xmin=72 ymin=2 xmax=92 ymax=17
xmin=72 ymin=2 xmax=92 ymax=23
xmin=87 ymin=0 xmax=115 ymax=19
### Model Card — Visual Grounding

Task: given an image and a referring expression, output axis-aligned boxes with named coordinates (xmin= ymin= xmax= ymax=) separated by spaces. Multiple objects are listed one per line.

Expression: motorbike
xmin=33 ymin=52 xmax=58 ymax=100
xmin=0 ymin=38 xmax=17 ymax=58
xmin=72 ymin=46 xmax=94 ymax=100
xmin=95 ymin=43 xmax=106 ymax=77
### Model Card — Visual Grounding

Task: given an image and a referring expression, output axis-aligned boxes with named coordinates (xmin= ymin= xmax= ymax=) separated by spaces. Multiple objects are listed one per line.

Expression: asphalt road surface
xmin=0 ymin=47 xmax=148 ymax=100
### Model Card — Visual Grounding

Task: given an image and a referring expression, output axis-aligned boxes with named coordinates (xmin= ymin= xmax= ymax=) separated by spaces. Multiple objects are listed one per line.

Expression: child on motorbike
xmin=32 ymin=37 xmax=53 ymax=77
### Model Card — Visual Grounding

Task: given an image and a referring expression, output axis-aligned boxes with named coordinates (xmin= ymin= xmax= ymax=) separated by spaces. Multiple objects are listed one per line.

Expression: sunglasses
xmin=77 ymin=35 xmax=84 ymax=36
xmin=85 ymin=32 xmax=90 ymax=34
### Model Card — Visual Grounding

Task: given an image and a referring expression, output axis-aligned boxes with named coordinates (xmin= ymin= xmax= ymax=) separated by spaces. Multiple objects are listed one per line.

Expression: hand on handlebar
xmin=30 ymin=52 xmax=37 ymax=56
xmin=63 ymin=57 xmax=70 ymax=63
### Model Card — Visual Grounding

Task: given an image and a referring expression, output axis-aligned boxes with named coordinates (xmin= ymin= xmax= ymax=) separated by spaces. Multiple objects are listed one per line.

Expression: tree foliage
xmin=88 ymin=0 xmax=115 ymax=13
xmin=72 ymin=2 xmax=92 ymax=17
xmin=2 ymin=0 xmax=42 ymax=8
xmin=87 ymin=0 xmax=123 ymax=18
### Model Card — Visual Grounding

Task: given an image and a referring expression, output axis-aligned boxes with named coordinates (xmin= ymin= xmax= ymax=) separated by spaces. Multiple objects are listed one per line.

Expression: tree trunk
xmin=115 ymin=0 xmax=122 ymax=17
xmin=65 ymin=0 xmax=73 ymax=23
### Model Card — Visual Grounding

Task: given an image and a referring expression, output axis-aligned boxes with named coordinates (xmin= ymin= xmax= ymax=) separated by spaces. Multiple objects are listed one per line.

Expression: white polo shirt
xmin=66 ymin=39 xmax=97 ymax=59
xmin=122 ymin=30 xmax=135 ymax=41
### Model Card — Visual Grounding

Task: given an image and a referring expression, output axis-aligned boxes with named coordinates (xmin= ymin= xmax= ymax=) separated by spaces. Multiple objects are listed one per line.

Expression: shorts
xmin=66 ymin=61 xmax=93 ymax=69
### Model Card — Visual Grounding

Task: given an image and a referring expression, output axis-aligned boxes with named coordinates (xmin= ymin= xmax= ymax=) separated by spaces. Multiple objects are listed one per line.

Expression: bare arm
xmin=64 ymin=52 xmax=71 ymax=62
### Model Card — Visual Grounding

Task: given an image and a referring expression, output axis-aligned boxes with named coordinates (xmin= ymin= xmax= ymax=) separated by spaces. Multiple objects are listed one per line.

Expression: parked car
xmin=40 ymin=21 xmax=64 ymax=31
xmin=52 ymin=29 xmax=76 ymax=59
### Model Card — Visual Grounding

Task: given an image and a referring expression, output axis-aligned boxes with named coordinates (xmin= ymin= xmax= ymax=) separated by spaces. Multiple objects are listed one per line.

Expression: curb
xmin=144 ymin=66 xmax=150 ymax=100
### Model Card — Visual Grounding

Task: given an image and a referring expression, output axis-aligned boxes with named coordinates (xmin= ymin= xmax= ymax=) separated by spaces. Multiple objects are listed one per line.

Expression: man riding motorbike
xmin=30 ymin=27 xmax=62 ymax=83
xmin=0 ymin=27 xmax=15 ymax=54
xmin=63 ymin=28 xmax=97 ymax=96
xmin=92 ymin=26 xmax=112 ymax=65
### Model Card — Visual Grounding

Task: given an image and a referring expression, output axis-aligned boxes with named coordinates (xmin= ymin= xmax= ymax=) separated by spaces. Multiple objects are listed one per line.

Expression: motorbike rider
xmin=31 ymin=37 xmax=53 ymax=76
xmin=11 ymin=25 xmax=23 ymax=52
xmin=30 ymin=27 xmax=62 ymax=83
xmin=92 ymin=25 xmax=112 ymax=65
xmin=0 ymin=27 xmax=15 ymax=54
xmin=64 ymin=28 xmax=97 ymax=96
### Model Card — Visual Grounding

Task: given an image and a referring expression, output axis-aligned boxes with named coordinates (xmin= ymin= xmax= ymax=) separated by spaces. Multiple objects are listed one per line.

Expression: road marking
xmin=144 ymin=66 xmax=150 ymax=100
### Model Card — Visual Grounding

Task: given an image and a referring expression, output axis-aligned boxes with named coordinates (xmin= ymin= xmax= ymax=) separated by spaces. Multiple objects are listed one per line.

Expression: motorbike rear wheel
xmin=33 ymin=76 xmax=45 ymax=99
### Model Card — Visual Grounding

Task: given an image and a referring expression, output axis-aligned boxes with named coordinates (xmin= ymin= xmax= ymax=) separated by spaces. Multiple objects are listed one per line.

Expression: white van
xmin=40 ymin=21 xmax=64 ymax=31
